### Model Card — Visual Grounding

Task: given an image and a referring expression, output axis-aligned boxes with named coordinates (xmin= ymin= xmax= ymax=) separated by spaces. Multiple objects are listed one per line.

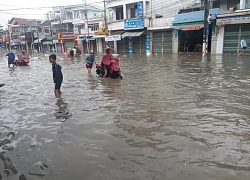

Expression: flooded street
xmin=0 ymin=50 xmax=250 ymax=180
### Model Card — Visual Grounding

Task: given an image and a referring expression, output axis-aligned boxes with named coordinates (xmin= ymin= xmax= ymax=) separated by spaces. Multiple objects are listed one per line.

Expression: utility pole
xmin=202 ymin=0 xmax=209 ymax=56
xmin=83 ymin=0 xmax=90 ymax=54
xmin=103 ymin=0 xmax=109 ymax=48
xmin=103 ymin=0 xmax=108 ymax=36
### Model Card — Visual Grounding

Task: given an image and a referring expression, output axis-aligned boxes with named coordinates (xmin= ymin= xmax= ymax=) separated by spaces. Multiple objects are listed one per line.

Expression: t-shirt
xmin=6 ymin=53 xmax=15 ymax=61
xmin=241 ymin=40 xmax=247 ymax=48
xmin=52 ymin=63 xmax=63 ymax=83
xmin=86 ymin=56 xmax=96 ymax=65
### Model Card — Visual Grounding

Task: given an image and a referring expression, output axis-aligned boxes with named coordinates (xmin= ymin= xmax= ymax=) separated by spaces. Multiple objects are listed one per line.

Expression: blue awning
xmin=76 ymin=37 xmax=95 ymax=41
xmin=173 ymin=8 xmax=228 ymax=25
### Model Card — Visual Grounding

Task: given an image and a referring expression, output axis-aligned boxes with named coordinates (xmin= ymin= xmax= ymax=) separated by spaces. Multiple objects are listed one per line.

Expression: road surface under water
xmin=0 ymin=50 xmax=250 ymax=180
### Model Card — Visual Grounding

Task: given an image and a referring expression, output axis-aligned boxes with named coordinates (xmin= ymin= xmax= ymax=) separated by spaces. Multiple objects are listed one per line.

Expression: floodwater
xmin=0 ymin=50 xmax=250 ymax=180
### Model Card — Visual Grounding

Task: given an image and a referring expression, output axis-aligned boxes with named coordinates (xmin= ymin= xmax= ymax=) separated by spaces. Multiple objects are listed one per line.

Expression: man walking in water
xmin=49 ymin=54 xmax=63 ymax=97
xmin=240 ymin=37 xmax=247 ymax=56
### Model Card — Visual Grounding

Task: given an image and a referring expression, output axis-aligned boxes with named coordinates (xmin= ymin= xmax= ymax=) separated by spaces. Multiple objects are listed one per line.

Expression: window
xmin=94 ymin=13 xmax=96 ymax=16
xmin=130 ymin=8 xmax=135 ymax=18
xmin=45 ymin=29 xmax=50 ymax=33
xmin=88 ymin=23 xmax=99 ymax=31
xmin=116 ymin=7 xmax=124 ymax=20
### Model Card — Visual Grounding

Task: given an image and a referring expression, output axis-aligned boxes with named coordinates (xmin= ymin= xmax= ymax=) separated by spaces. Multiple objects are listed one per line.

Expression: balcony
xmin=73 ymin=18 xmax=85 ymax=25
xmin=62 ymin=19 xmax=73 ymax=23
xmin=237 ymin=3 xmax=250 ymax=10
xmin=51 ymin=21 xmax=61 ymax=25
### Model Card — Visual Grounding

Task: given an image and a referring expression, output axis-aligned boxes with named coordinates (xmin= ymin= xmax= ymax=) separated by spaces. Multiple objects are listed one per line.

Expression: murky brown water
xmin=0 ymin=50 xmax=250 ymax=180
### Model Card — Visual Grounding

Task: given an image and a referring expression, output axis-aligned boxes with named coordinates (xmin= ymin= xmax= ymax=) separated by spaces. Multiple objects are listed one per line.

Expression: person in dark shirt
xmin=49 ymin=54 xmax=63 ymax=97
xmin=5 ymin=51 xmax=15 ymax=67
xmin=85 ymin=50 xmax=96 ymax=74
xmin=75 ymin=46 xmax=81 ymax=56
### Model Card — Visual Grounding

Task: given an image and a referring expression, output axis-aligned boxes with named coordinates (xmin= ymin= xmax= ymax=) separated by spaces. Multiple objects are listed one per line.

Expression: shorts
xmin=104 ymin=65 xmax=109 ymax=72
xmin=86 ymin=64 xmax=92 ymax=69
xmin=8 ymin=60 xmax=15 ymax=64
xmin=243 ymin=47 xmax=247 ymax=49
xmin=55 ymin=82 xmax=62 ymax=90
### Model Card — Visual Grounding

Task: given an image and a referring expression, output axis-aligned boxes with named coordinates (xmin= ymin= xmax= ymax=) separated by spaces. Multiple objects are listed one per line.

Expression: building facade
xmin=48 ymin=4 xmax=104 ymax=53
xmin=215 ymin=0 xmax=250 ymax=54
xmin=106 ymin=0 xmax=200 ymax=54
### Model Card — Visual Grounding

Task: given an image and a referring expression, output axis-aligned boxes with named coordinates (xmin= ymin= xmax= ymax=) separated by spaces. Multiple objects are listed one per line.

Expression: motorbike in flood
xmin=96 ymin=57 xmax=123 ymax=79
xmin=15 ymin=54 xmax=29 ymax=66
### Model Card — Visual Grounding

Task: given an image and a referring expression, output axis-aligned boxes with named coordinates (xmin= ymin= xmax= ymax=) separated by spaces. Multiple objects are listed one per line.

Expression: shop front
xmin=103 ymin=31 xmax=124 ymax=53
xmin=122 ymin=17 xmax=148 ymax=54
xmin=216 ymin=12 xmax=250 ymax=54
xmin=173 ymin=8 xmax=224 ymax=54
xmin=58 ymin=32 xmax=77 ymax=52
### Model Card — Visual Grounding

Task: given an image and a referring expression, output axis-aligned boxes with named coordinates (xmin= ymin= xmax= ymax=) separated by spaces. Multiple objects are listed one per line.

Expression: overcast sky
xmin=0 ymin=0 xmax=103 ymax=28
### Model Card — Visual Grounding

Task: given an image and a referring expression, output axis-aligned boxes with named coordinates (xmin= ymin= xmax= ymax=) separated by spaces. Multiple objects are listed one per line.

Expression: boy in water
xmin=85 ymin=50 xmax=96 ymax=74
xmin=5 ymin=51 xmax=15 ymax=67
xmin=49 ymin=54 xmax=63 ymax=97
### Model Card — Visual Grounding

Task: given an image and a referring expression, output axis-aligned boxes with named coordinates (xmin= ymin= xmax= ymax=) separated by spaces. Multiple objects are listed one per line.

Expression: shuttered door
xmin=133 ymin=36 xmax=141 ymax=53
xmin=153 ymin=31 xmax=172 ymax=53
xmin=65 ymin=41 xmax=75 ymax=50
xmin=163 ymin=31 xmax=172 ymax=53
xmin=117 ymin=37 xmax=129 ymax=54
xmin=153 ymin=32 xmax=162 ymax=53
xmin=102 ymin=40 xmax=114 ymax=53
xmin=141 ymin=35 xmax=146 ymax=53
xmin=223 ymin=25 xmax=239 ymax=54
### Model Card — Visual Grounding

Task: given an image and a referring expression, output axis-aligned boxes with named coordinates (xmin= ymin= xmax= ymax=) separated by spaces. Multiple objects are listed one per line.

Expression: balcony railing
xmin=237 ymin=3 xmax=250 ymax=10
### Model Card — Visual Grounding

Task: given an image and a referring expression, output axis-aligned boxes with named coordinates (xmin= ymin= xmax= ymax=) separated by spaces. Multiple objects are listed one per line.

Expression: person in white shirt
xmin=240 ymin=37 xmax=247 ymax=56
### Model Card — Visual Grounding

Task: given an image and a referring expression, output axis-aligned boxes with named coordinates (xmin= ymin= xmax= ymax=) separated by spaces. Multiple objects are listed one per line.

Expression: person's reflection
xmin=87 ymin=74 xmax=99 ymax=91
xmin=54 ymin=98 xmax=72 ymax=122
xmin=99 ymin=78 xmax=122 ymax=98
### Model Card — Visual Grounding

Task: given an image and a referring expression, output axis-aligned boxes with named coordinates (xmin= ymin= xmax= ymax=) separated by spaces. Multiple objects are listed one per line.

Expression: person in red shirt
xmin=101 ymin=47 xmax=113 ymax=78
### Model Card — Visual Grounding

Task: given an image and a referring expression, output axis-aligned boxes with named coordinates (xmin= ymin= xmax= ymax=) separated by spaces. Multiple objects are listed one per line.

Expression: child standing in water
xmin=85 ymin=50 xmax=96 ymax=74
xmin=49 ymin=54 xmax=63 ymax=97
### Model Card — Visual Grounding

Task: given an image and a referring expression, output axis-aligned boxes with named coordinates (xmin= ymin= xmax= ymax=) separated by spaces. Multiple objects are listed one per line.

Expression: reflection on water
xmin=54 ymin=98 xmax=72 ymax=122
xmin=0 ymin=49 xmax=250 ymax=179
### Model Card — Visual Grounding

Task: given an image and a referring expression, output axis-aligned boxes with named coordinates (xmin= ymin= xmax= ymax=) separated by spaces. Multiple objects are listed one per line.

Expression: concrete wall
xmin=216 ymin=26 xmax=225 ymax=54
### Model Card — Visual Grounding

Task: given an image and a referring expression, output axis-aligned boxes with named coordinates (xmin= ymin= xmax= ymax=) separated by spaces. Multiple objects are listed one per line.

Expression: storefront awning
xmin=76 ymin=37 xmax=95 ymax=41
xmin=173 ymin=8 xmax=227 ymax=25
xmin=34 ymin=38 xmax=46 ymax=44
xmin=110 ymin=30 xmax=125 ymax=36
xmin=122 ymin=31 xmax=144 ymax=38
xmin=93 ymin=35 xmax=106 ymax=38
xmin=43 ymin=40 xmax=59 ymax=45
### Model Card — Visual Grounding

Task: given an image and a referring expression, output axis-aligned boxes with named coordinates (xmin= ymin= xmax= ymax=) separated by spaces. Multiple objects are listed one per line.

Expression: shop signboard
xmin=217 ymin=15 xmax=250 ymax=25
xmin=124 ymin=18 xmax=144 ymax=30
xmin=137 ymin=3 xmax=143 ymax=17
xmin=178 ymin=24 xmax=204 ymax=31
xmin=128 ymin=37 xmax=133 ymax=53
xmin=146 ymin=34 xmax=150 ymax=52
xmin=105 ymin=35 xmax=121 ymax=41
xmin=62 ymin=33 xmax=74 ymax=38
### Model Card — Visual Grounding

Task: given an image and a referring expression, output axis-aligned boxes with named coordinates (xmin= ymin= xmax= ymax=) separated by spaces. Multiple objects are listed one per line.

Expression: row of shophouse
xmin=1 ymin=0 xmax=250 ymax=54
